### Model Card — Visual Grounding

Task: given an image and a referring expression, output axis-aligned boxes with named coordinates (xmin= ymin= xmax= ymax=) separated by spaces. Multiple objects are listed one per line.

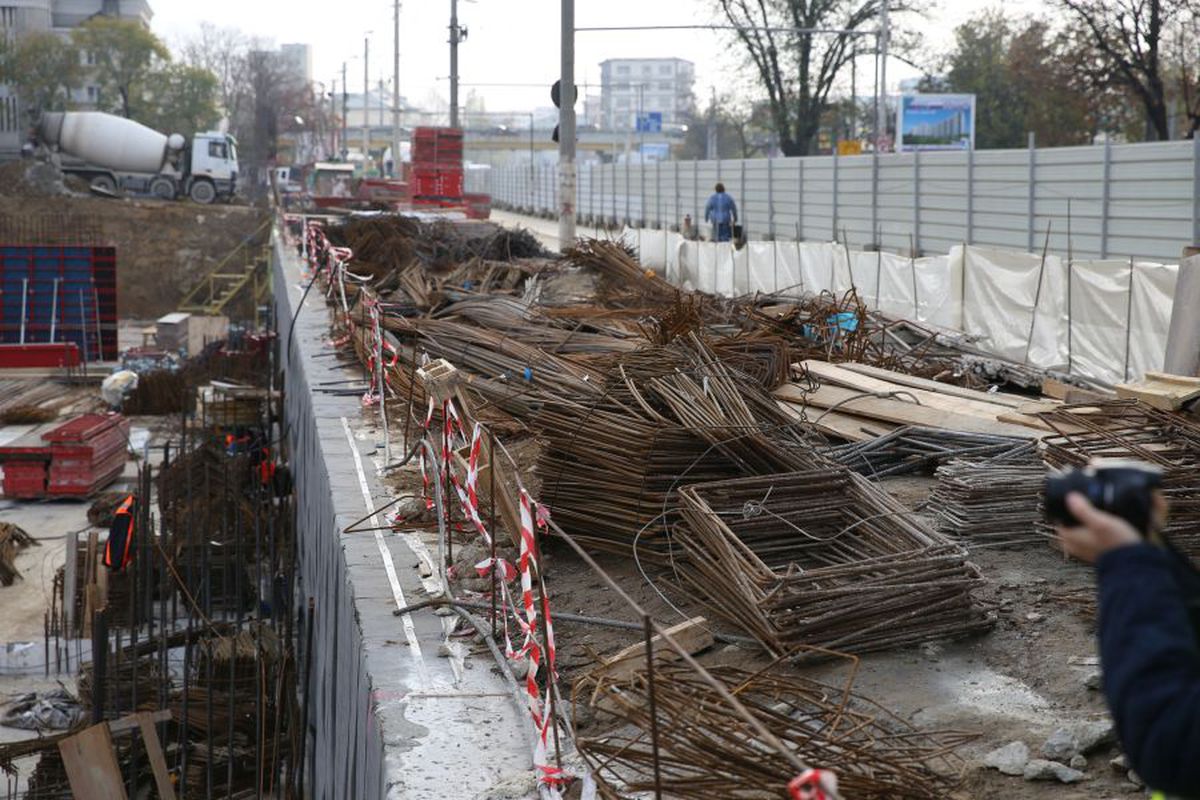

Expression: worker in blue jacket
xmin=704 ymin=182 xmax=738 ymax=242
xmin=1058 ymin=492 xmax=1200 ymax=799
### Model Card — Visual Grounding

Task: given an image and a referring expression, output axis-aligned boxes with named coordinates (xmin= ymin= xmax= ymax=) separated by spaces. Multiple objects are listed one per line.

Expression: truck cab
xmin=186 ymin=133 xmax=238 ymax=203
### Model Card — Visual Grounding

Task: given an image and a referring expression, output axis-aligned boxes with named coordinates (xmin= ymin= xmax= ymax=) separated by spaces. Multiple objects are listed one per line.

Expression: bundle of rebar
xmin=929 ymin=453 xmax=1049 ymax=544
xmin=671 ymin=468 xmax=992 ymax=656
xmin=825 ymin=426 xmax=1034 ymax=477
xmin=565 ymin=238 xmax=680 ymax=306
xmin=575 ymin=662 xmax=972 ymax=799
xmin=535 ymin=338 xmax=819 ymax=558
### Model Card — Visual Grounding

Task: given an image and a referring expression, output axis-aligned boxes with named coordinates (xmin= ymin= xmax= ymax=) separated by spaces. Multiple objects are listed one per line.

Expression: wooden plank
xmin=58 ymin=723 xmax=127 ymax=800
xmin=776 ymin=399 xmax=899 ymax=442
xmin=137 ymin=713 xmax=178 ymax=800
xmin=799 ymin=361 xmax=1053 ymax=432
xmin=593 ymin=617 xmax=714 ymax=682
xmin=1042 ymin=378 xmax=1113 ymax=404
xmin=775 ymin=383 xmax=1041 ymax=438
xmin=108 ymin=708 xmax=171 ymax=733
xmin=1117 ymin=372 xmax=1200 ymax=411
xmin=842 ymin=362 xmax=1030 ymax=408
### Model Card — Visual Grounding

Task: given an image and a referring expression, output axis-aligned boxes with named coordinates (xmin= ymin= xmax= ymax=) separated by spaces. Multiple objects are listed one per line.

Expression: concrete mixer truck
xmin=33 ymin=111 xmax=238 ymax=204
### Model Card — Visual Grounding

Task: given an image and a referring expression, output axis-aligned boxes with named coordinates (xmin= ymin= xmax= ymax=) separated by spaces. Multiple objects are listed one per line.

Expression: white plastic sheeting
xmin=619 ymin=226 xmax=1179 ymax=386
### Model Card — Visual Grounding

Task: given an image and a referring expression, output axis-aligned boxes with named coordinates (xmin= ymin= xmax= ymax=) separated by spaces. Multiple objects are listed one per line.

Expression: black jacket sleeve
xmin=1097 ymin=543 xmax=1200 ymax=795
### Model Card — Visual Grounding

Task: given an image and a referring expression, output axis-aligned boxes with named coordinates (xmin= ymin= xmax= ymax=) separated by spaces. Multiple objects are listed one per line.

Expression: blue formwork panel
xmin=0 ymin=245 xmax=117 ymax=361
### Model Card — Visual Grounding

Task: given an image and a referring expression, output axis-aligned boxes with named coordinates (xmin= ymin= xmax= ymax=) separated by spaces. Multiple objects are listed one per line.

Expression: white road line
xmin=341 ymin=416 xmax=422 ymax=660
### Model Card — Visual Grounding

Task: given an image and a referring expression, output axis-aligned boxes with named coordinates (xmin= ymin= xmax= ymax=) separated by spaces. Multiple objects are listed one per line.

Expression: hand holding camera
xmin=1044 ymin=460 xmax=1167 ymax=563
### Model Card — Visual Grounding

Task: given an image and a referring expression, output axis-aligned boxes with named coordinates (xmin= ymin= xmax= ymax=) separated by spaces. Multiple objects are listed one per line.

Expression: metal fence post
xmin=1101 ymin=139 xmax=1112 ymax=259
xmin=913 ymin=148 xmax=921 ymax=255
xmin=832 ymin=148 xmax=840 ymax=240
xmin=1193 ymin=135 xmax=1200 ymax=247
xmin=739 ymin=158 xmax=747 ymax=239
xmin=797 ymin=158 xmax=804 ymax=241
xmin=767 ymin=155 xmax=775 ymax=240
xmin=871 ymin=150 xmax=879 ymax=247
xmin=655 ymin=160 xmax=662 ymax=229
xmin=1027 ymin=131 xmax=1036 ymax=252
xmin=673 ymin=160 xmax=680 ymax=231
xmin=628 ymin=154 xmax=638 ymax=226
xmin=693 ymin=158 xmax=699 ymax=229
xmin=966 ymin=146 xmax=974 ymax=245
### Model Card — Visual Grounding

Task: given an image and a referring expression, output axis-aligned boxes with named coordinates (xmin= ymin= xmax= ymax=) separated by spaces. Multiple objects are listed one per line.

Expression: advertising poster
xmin=897 ymin=94 xmax=975 ymax=151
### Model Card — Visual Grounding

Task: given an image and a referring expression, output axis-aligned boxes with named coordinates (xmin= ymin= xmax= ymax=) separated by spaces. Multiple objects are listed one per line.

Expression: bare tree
xmin=1058 ymin=0 xmax=1199 ymax=140
xmin=178 ymin=23 xmax=250 ymax=131
xmin=716 ymin=0 xmax=915 ymax=155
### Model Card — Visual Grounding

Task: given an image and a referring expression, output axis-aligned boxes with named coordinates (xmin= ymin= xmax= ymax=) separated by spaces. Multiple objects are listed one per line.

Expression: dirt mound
xmin=0 ymin=159 xmax=74 ymax=198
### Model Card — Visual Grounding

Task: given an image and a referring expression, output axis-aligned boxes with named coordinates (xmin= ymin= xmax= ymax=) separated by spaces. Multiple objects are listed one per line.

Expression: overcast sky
xmin=150 ymin=0 xmax=1051 ymax=112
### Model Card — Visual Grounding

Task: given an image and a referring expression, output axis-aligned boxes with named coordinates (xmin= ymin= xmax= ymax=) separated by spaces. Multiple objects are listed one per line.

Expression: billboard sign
xmin=897 ymin=94 xmax=975 ymax=151
xmin=636 ymin=112 xmax=663 ymax=133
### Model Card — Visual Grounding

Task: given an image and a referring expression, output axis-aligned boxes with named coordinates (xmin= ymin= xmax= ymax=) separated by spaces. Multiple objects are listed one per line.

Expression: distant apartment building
xmin=277 ymin=43 xmax=312 ymax=91
xmin=0 ymin=0 xmax=153 ymax=156
xmin=599 ymin=58 xmax=694 ymax=131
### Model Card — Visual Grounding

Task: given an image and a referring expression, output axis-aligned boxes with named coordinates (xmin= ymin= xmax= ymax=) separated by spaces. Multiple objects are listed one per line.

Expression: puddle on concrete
xmin=917 ymin=665 xmax=1052 ymax=727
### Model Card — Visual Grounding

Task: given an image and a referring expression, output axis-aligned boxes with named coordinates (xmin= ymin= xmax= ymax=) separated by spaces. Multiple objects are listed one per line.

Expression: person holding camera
xmin=1055 ymin=479 xmax=1200 ymax=799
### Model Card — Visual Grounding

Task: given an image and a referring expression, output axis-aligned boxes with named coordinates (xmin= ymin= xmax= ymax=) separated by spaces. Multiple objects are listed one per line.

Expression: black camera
xmin=1044 ymin=460 xmax=1163 ymax=535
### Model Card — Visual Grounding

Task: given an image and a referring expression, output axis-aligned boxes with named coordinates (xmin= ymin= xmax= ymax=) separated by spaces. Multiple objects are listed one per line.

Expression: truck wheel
xmin=90 ymin=175 xmax=117 ymax=194
xmin=150 ymin=177 xmax=176 ymax=200
xmin=188 ymin=180 xmax=216 ymax=204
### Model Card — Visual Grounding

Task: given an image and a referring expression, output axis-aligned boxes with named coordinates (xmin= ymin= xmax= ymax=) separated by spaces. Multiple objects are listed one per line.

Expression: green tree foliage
xmin=71 ymin=16 xmax=169 ymax=118
xmin=134 ymin=63 xmax=221 ymax=136
xmin=931 ymin=11 xmax=1093 ymax=148
xmin=0 ymin=32 xmax=82 ymax=112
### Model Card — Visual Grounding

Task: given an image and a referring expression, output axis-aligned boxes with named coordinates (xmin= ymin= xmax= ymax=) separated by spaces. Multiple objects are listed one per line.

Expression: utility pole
xmin=449 ymin=0 xmax=460 ymax=128
xmin=341 ymin=62 xmax=349 ymax=161
xmin=875 ymin=0 xmax=889 ymax=151
xmin=363 ymin=35 xmax=370 ymax=167
xmin=558 ymin=0 xmax=576 ymax=249
xmin=706 ymin=85 xmax=717 ymax=160
xmin=393 ymin=0 xmax=401 ymax=177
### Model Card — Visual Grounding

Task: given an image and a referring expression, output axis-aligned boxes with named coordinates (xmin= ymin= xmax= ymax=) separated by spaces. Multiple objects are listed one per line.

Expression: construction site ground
xmin=0 ymin=194 xmax=1150 ymax=798
xmin=365 ymin=202 xmax=1132 ymax=795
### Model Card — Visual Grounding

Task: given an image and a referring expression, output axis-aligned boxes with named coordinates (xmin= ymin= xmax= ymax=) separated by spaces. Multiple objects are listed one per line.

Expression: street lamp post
xmin=363 ymin=34 xmax=371 ymax=170
xmin=341 ymin=62 xmax=349 ymax=160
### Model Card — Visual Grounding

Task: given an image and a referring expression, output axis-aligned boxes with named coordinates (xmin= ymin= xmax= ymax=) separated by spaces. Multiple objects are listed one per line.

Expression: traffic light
xmin=551 ymin=80 xmax=578 ymax=143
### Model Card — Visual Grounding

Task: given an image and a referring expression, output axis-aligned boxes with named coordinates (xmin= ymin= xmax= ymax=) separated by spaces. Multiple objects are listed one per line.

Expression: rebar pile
xmin=929 ymin=454 xmax=1050 ymax=544
xmin=535 ymin=338 xmax=820 ymax=558
xmin=326 ymin=214 xmax=548 ymax=274
xmin=575 ymin=663 xmax=972 ymax=799
xmin=1036 ymin=399 xmax=1200 ymax=558
xmin=565 ymin=238 xmax=680 ymax=306
xmin=671 ymin=469 xmax=992 ymax=656
xmin=825 ymin=426 xmax=1034 ymax=477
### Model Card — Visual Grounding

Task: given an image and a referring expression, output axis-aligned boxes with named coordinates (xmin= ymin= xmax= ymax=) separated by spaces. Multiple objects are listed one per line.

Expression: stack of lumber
xmin=775 ymin=360 xmax=1059 ymax=442
xmin=1115 ymin=372 xmax=1200 ymax=411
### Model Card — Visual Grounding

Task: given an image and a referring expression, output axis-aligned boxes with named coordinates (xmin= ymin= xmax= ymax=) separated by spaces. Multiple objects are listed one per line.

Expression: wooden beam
xmin=1116 ymin=371 xmax=1200 ymax=411
xmin=138 ymin=713 xmax=177 ymax=800
xmin=592 ymin=617 xmax=714 ymax=682
xmin=58 ymin=723 xmax=127 ymax=800
xmin=840 ymin=362 xmax=1030 ymax=408
xmin=775 ymin=382 xmax=1041 ymax=438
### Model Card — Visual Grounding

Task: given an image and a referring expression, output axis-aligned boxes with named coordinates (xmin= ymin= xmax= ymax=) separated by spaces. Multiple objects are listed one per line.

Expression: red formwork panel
xmin=1 ymin=460 xmax=48 ymax=499
xmin=0 ymin=343 xmax=81 ymax=368
xmin=0 ymin=245 xmax=118 ymax=363
xmin=411 ymin=166 xmax=464 ymax=200
xmin=0 ymin=413 xmax=127 ymax=498
xmin=44 ymin=414 xmax=128 ymax=496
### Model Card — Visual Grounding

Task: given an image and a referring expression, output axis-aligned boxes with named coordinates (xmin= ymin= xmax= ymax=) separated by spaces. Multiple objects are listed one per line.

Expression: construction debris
xmin=0 ymin=689 xmax=82 ymax=731
xmin=576 ymin=661 xmax=974 ymax=799
xmin=0 ymin=522 xmax=37 ymax=585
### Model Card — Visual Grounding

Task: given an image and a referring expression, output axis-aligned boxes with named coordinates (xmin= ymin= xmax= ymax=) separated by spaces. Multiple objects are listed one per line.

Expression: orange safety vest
xmin=258 ymin=447 xmax=276 ymax=486
xmin=103 ymin=494 xmax=136 ymax=570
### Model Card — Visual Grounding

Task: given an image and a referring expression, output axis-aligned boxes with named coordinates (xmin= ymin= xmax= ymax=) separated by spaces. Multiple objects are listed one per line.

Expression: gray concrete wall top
xmin=273 ymin=228 xmax=535 ymax=799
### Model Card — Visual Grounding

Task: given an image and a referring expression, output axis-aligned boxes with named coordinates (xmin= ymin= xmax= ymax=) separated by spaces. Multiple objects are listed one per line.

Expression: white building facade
xmin=599 ymin=57 xmax=694 ymax=131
